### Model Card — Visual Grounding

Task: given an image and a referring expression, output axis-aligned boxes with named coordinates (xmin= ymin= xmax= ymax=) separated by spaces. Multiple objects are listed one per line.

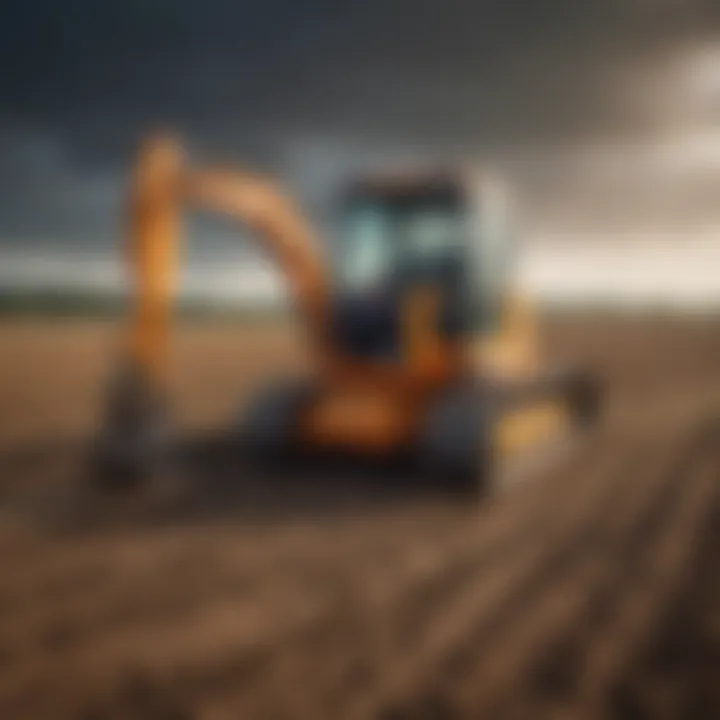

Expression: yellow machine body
xmin=97 ymin=134 xmax=597 ymax=492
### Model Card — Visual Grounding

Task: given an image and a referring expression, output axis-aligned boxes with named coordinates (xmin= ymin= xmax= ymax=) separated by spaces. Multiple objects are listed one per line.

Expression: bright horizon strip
xmin=0 ymin=234 xmax=719 ymax=309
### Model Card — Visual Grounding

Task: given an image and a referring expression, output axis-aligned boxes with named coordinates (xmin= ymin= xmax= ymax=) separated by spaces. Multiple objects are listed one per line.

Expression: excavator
xmin=92 ymin=134 xmax=601 ymax=497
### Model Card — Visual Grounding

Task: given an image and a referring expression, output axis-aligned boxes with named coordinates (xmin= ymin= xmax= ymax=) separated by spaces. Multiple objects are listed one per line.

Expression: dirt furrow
xmin=351 ymin=433 xmax=661 ymax=720
xmin=219 ymin=433 xmax=639 ymax=719
xmin=0 ymin=500 xmax=457 ymax=605
xmin=608 ymin=500 xmax=720 ymax=720
xmin=561 ymin=424 xmax=720 ymax=719
xmin=0 ymin=508 xmax=464 ymax=660
xmin=446 ymin=423 xmax=713 ymax=718
xmin=0 ymin=431 xmax=613 ymax=719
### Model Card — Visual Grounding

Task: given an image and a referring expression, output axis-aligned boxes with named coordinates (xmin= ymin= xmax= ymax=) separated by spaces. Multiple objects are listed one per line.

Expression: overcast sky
xmin=1 ymin=0 xmax=720 ymax=261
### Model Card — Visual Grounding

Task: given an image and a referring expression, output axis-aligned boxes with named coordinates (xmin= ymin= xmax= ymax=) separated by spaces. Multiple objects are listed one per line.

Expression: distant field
xmin=2 ymin=286 xmax=718 ymax=319
xmin=0 ymin=288 xmax=290 ymax=320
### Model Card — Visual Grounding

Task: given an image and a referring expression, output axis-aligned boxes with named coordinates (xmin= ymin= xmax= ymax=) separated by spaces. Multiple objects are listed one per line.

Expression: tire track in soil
xmin=371 ymin=418 xmax=720 ymax=720
xmin=0 ymin=510 xmax=463 ymax=657
xmin=347 ymin=432 xmax=664 ymax=720
xmin=453 ymin=418 xmax=720 ymax=720
xmin=0 ymin=493 xmax=457 ymax=604
xmin=1 ymin=422 xmax=714 ymax=720
xmin=557 ymin=422 xmax=720 ymax=720
xmin=165 ymin=432 xmax=635 ymax=720
xmin=0 ymin=431 xmax=613 ymax=719
xmin=610 ymin=490 xmax=720 ymax=720
xmin=0 ymin=514 xmax=463 ymax=714
xmin=0 ymin=425 xmax=588 ymax=618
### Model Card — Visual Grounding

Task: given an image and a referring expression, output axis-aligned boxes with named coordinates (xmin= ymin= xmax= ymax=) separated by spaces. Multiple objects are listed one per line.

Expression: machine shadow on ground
xmin=0 ymin=433 xmax=489 ymax=538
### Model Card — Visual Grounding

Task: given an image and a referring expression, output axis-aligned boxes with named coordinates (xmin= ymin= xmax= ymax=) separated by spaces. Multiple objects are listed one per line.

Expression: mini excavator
xmin=92 ymin=134 xmax=601 ymax=496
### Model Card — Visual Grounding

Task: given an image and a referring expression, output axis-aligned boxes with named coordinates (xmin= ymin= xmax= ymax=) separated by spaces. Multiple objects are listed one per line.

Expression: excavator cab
xmin=239 ymin=171 xmax=597 ymax=492
xmin=330 ymin=174 xmax=477 ymax=360
xmin=331 ymin=171 xmax=517 ymax=350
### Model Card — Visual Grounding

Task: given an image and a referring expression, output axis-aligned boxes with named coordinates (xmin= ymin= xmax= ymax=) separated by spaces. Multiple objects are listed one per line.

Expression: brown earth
xmin=0 ymin=316 xmax=719 ymax=719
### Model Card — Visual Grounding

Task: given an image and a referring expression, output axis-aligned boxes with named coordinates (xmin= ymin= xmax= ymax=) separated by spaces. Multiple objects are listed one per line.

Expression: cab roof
xmin=343 ymin=168 xmax=469 ymax=203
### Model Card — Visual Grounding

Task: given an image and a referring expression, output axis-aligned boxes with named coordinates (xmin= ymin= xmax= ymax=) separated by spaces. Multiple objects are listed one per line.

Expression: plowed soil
xmin=0 ymin=316 xmax=719 ymax=720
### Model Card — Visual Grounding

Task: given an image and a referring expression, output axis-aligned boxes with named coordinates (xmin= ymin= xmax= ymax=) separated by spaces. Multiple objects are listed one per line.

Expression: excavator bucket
xmin=415 ymin=366 xmax=602 ymax=498
xmin=492 ymin=367 xmax=602 ymax=485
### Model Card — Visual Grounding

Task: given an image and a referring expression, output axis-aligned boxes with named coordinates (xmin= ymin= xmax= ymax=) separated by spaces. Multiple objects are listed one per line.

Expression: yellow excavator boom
xmin=123 ymin=134 xmax=330 ymax=387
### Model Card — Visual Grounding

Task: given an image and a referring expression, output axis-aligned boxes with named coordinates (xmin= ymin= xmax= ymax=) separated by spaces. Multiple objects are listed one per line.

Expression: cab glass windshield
xmin=335 ymin=191 xmax=468 ymax=291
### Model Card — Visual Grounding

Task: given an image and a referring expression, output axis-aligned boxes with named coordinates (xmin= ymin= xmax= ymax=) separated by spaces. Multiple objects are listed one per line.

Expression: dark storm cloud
xmin=0 ymin=0 xmax=719 ymax=248
xmin=4 ymin=0 xmax=717 ymax=144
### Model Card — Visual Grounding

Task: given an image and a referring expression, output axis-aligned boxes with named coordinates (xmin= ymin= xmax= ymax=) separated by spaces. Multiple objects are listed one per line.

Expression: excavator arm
xmin=122 ymin=135 xmax=329 ymax=388
xmin=94 ymin=135 xmax=332 ymax=483
xmin=121 ymin=134 xmax=454 ymax=397
xmin=124 ymin=135 xmax=183 ymax=384
xmin=184 ymin=167 xmax=328 ymax=347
